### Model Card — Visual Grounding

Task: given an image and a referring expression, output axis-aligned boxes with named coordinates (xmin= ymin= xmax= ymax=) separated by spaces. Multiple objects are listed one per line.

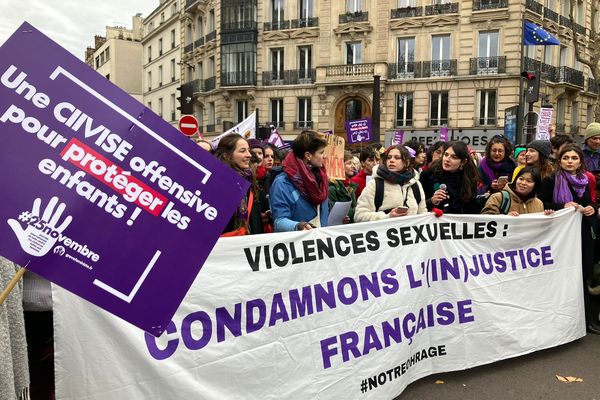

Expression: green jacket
xmin=328 ymin=179 xmax=358 ymax=223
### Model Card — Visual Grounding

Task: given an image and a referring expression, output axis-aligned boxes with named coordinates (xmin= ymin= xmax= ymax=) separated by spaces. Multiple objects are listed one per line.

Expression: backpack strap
xmin=499 ymin=190 xmax=511 ymax=215
xmin=374 ymin=178 xmax=384 ymax=212
xmin=410 ymin=183 xmax=421 ymax=206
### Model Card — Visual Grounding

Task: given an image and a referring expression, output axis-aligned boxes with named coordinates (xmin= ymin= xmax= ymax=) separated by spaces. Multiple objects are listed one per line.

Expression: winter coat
xmin=481 ymin=185 xmax=544 ymax=215
xmin=328 ymin=179 xmax=358 ymax=223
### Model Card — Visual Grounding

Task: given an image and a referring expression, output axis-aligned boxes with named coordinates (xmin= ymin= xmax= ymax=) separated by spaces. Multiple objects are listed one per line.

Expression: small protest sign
xmin=323 ymin=133 xmax=345 ymax=180
xmin=345 ymin=118 xmax=372 ymax=144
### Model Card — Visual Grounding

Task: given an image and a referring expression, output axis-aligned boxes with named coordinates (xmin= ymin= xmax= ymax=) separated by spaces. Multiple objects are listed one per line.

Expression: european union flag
xmin=523 ymin=21 xmax=560 ymax=45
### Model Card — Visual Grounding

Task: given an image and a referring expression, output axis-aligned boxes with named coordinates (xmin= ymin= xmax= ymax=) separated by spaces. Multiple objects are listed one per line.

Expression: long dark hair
xmin=215 ymin=134 xmax=258 ymax=193
xmin=556 ymin=144 xmax=586 ymax=175
xmin=431 ymin=141 xmax=479 ymax=201
xmin=509 ymin=166 xmax=542 ymax=198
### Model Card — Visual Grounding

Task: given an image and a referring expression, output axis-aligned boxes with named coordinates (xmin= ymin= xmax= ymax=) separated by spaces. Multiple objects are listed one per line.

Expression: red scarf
xmin=282 ymin=152 xmax=329 ymax=205
xmin=256 ymin=164 xmax=267 ymax=180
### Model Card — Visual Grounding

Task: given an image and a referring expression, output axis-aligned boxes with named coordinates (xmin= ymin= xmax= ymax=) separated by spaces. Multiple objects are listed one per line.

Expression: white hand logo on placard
xmin=7 ymin=197 xmax=73 ymax=257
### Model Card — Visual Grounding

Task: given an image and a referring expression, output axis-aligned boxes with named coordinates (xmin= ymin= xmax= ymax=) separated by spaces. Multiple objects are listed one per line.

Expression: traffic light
xmin=176 ymin=85 xmax=193 ymax=115
xmin=520 ymin=71 xmax=539 ymax=103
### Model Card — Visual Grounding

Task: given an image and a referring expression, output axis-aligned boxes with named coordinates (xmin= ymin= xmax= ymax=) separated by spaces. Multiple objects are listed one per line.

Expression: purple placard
xmin=439 ymin=126 xmax=449 ymax=142
xmin=345 ymin=118 xmax=372 ymax=144
xmin=392 ymin=130 xmax=404 ymax=145
xmin=0 ymin=23 xmax=249 ymax=336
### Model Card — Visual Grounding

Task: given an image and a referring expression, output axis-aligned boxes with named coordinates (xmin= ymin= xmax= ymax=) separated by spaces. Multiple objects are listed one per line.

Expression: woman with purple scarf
xmin=539 ymin=144 xmax=600 ymax=334
xmin=478 ymin=135 xmax=515 ymax=194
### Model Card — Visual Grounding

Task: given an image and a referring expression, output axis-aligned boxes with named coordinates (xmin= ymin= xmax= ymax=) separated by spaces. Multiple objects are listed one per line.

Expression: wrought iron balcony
xmin=291 ymin=17 xmax=319 ymax=28
xmin=194 ymin=37 xmax=204 ymax=48
xmin=544 ymin=8 xmax=558 ymax=22
xmin=575 ymin=23 xmax=586 ymax=35
xmin=422 ymin=59 xmax=457 ymax=77
xmin=391 ymin=6 xmax=423 ymax=19
xmin=558 ymin=66 xmax=584 ymax=87
xmin=469 ymin=56 xmax=506 ymax=75
xmin=184 ymin=43 xmax=194 ymax=53
xmin=205 ymin=31 xmax=216 ymax=42
xmin=221 ymin=20 xmax=257 ymax=33
xmin=388 ymin=62 xmax=423 ymax=79
xmin=525 ymin=0 xmax=542 ymax=14
xmin=221 ymin=71 xmax=257 ymax=86
xmin=339 ymin=11 xmax=368 ymax=23
xmin=206 ymin=124 xmax=215 ymax=132
xmin=184 ymin=79 xmax=203 ymax=93
xmin=588 ymin=78 xmax=598 ymax=94
xmin=559 ymin=15 xmax=572 ymax=28
xmin=472 ymin=0 xmax=507 ymax=11
xmin=293 ymin=121 xmax=313 ymax=129
xmin=185 ymin=0 xmax=200 ymax=11
xmin=204 ymin=76 xmax=216 ymax=91
xmin=264 ymin=20 xmax=290 ymax=31
xmin=425 ymin=2 xmax=458 ymax=15
xmin=262 ymin=69 xmax=316 ymax=86
xmin=326 ymin=63 xmax=375 ymax=77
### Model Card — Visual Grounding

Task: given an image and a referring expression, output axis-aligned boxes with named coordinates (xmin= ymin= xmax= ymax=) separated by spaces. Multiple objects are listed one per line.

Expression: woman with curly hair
xmin=478 ymin=135 xmax=515 ymax=194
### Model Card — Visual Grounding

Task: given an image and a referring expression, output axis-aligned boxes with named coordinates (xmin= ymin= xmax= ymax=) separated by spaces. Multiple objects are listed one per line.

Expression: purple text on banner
xmin=0 ymin=22 xmax=249 ymax=336
xmin=439 ymin=126 xmax=449 ymax=142
xmin=345 ymin=118 xmax=372 ymax=144
xmin=393 ymin=130 xmax=404 ymax=145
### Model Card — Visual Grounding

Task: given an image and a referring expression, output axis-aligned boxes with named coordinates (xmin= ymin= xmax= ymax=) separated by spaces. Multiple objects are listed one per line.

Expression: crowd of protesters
xmin=201 ymin=124 xmax=600 ymax=336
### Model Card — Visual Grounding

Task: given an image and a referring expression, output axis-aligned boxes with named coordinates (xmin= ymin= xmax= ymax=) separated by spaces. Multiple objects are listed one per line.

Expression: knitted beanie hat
xmin=584 ymin=122 xmax=600 ymax=141
xmin=526 ymin=140 xmax=551 ymax=159
xmin=514 ymin=147 xmax=526 ymax=159
xmin=247 ymin=138 xmax=264 ymax=150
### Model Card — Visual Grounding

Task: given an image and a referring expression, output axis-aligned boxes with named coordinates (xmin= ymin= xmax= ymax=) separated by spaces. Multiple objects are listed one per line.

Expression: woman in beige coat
xmin=355 ymin=145 xmax=427 ymax=222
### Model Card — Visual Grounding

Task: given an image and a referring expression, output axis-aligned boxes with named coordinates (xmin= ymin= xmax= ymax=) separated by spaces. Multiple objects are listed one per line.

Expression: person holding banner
xmin=354 ymin=145 xmax=426 ymax=221
xmin=215 ymin=134 xmax=263 ymax=236
xmin=538 ymin=144 xmax=600 ymax=334
xmin=420 ymin=141 xmax=482 ymax=214
xmin=481 ymin=166 xmax=546 ymax=215
xmin=525 ymin=140 xmax=554 ymax=181
xmin=478 ymin=135 xmax=515 ymax=194
xmin=269 ymin=130 xmax=329 ymax=231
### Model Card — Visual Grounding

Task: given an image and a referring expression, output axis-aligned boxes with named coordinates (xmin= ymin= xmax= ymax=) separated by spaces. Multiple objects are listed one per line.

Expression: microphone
xmin=439 ymin=184 xmax=449 ymax=209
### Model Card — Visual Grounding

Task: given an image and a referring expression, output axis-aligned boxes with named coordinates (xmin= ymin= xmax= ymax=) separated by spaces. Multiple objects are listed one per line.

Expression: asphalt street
xmin=395 ymin=334 xmax=600 ymax=400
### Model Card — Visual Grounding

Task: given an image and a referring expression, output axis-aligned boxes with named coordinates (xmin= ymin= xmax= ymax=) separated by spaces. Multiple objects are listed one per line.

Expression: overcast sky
xmin=0 ymin=0 xmax=158 ymax=60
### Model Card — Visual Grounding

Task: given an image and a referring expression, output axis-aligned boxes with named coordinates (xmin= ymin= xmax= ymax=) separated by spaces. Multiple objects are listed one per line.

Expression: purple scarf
xmin=553 ymin=170 xmax=588 ymax=204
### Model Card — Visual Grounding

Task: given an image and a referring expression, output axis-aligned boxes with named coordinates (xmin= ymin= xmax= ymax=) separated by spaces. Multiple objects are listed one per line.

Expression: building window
xmin=172 ymin=3 xmax=177 ymax=15
xmin=345 ymin=42 xmax=362 ymax=65
xmin=209 ymin=10 xmax=215 ymax=32
xmin=208 ymin=102 xmax=216 ymax=125
xmin=161 ymin=12 xmax=165 ymax=23
xmin=236 ymin=100 xmax=248 ymax=123
xmin=196 ymin=16 xmax=203 ymax=39
xmin=158 ymin=38 xmax=163 ymax=56
xmin=544 ymin=46 xmax=553 ymax=65
xmin=477 ymin=90 xmax=496 ymax=126
xmin=170 ymin=94 xmax=176 ymax=121
xmin=148 ymin=101 xmax=152 ymax=111
xmin=395 ymin=93 xmax=413 ymax=127
xmin=270 ymin=99 xmax=284 ymax=127
xmin=346 ymin=0 xmax=363 ymax=12
xmin=147 ymin=46 xmax=152 ymax=63
xmin=105 ymin=47 xmax=110 ymax=62
xmin=346 ymin=99 xmax=362 ymax=121
xmin=158 ymin=65 xmax=163 ymax=86
xmin=186 ymin=24 xmax=193 ymax=46
xmin=572 ymin=101 xmax=579 ymax=131
xmin=209 ymin=57 xmax=215 ymax=77
xmin=147 ymin=71 xmax=152 ymax=91
xmin=273 ymin=0 xmax=285 ymax=23
xmin=221 ymin=43 xmax=256 ymax=86
xmin=297 ymin=98 xmax=311 ymax=128
xmin=171 ymin=30 xmax=176 ymax=49
xmin=398 ymin=0 xmax=416 ymax=6
xmin=298 ymin=46 xmax=312 ymax=81
xmin=197 ymin=61 xmax=203 ymax=80
xmin=557 ymin=97 xmax=565 ymax=127
xmin=299 ymin=0 xmax=313 ymax=19
xmin=431 ymin=35 xmax=451 ymax=76
xmin=559 ymin=45 xmax=568 ymax=67
xmin=271 ymin=48 xmax=284 ymax=81
xmin=430 ymin=92 xmax=448 ymax=126
xmin=187 ymin=66 xmax=193 ymax=82
xmin=95 ymin=56 xmax=100 ymax=69
xmin=158 ymin=98 xmax=163 ymax=118
xmin=170 ymin=59 xmax=176 ymax=82
xmin=397 ymin=37 xmax=415 ymax=76
xmin=478 ymin=31 xmax=498 ymax=58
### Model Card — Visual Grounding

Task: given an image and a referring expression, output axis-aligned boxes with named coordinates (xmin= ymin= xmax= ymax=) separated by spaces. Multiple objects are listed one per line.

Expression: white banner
xmin=54 ymin=210 xmax=585 ymax=399
xmin=208 ymin=111 xmax=256 ymax=148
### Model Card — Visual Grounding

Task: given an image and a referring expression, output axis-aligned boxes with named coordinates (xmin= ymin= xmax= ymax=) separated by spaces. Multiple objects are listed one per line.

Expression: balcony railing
xmin=205 ymin=31 xmax=216 ymax=42
xmin=184 ymin=79 xmax=203 ymax=93
xmin=544 ymin=8 xmax=558 ymax=22
xmin=575 ymin=23 xmax=586 ymax=35
xmin=326 ymin=63 xmax=375 ymax=77
xmin=291 ymin=17 xmax=319 ymax=28
xmin=525 ymin=0 xmax=543 ymax=14
xmin=388 ymin=62 xmax=423 ymax=79
xmin=221 ymin=71 xmax=256 ymax=86
xmin=204 ymin=76 xmax=216 ymax=91
xmin=185 ymin=0 xmax=200 ymax=11
xmin=391 ymin=6 xmax=423 ymax=19
xmin=559 ymin=15 xmax=572 ymax=28
xmin=524 ymin=57 xmax=560 ymax=82
xmin=294 ymin=121 xmax=313 ymax=129
xmin=469 ymin=56 xmax=507 ymax=75
xmin=184 ymin=43 xmax=194 ymax=53
xmin=558 ymin=66 xmax=584 ymax=87
xmin=339 ymin=11 xmax=368 ymax=23
xmin=206 ymin=124 xmax=215 ymax=132
xmin=472 ymin=0 xmax=507 ymax=11
xmin=221 ymin=20 xmax=257 ymax=32
xmin=423 ymin=59 xmax=457 ymax=77
xmin=270 ymin=121 xmax=285 ymax=129
xmin=264 ymin=20 xmax=290 ymax=31
xmin=194 ymin=37 xmax=204 ymax=48
xmin=588 ymin=78 xmax=599 ymax=94
xmin=425 ymin=2 xmax=458 ymax=15
xmin=262 ymin=69 xmax=316 ymax=85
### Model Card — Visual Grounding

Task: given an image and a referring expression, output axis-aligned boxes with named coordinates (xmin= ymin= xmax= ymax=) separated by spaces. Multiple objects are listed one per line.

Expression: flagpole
xmin=517 ymin=18 xmax=526 ymax=145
